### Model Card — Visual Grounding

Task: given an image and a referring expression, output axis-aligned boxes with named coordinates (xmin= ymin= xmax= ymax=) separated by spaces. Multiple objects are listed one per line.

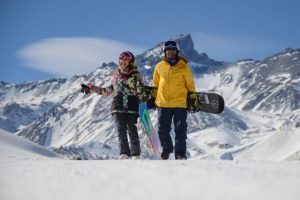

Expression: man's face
xmin=165 ymin=48 xmax=177 ymax=59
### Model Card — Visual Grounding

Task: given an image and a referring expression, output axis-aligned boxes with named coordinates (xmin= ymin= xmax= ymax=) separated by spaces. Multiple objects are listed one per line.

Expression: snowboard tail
xmin=138 ymin=102 xmax=161 ymax=155
xmin=187 ymin=92 xmax=225 ymax=114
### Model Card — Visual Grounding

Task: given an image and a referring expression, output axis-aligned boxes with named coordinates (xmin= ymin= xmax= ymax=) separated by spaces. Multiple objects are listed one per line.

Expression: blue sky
xmin=1 ymin=0 xmax=300 ymax=84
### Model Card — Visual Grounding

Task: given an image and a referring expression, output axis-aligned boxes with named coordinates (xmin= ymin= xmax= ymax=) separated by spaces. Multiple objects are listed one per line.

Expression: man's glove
xmin=190 ymin=92 xmax=198 ymax=108
xmin=146 ymin=88 xmax=157 ymax=109
xmin=81 ymin=83 xmax=94 ymax=94
xmin=150 ymin=88 xmax=157 ymax=98
xmin=187 ymin=92 xmax=199 ymax=112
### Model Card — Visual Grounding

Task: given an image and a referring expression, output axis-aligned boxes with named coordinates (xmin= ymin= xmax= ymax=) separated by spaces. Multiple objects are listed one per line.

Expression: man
xmin=153 ymin=41 xmax=196 ymax=160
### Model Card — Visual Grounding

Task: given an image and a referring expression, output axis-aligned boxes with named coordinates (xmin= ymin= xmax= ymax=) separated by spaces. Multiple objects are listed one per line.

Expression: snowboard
xmin=138 ymin=102 xmax=161 ymax=155
xmin=143 ymin=86 xmax=225 ymax=114
xmin=187 ymin=92 xmax=225 ymax=114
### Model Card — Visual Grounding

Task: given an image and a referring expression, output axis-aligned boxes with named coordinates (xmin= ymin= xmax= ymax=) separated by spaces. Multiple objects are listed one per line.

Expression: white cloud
xmin=18 ymin=37 xmax=144 ymax=76
xmin=191 ymin=32 xmax=282 ymax=61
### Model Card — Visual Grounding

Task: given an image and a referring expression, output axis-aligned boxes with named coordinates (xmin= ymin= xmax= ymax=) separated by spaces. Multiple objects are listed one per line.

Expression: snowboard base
xmin=187 ymin=92 xmax=225 ymax=114
xmin=138 ymin=102 xmax=161 ymax=155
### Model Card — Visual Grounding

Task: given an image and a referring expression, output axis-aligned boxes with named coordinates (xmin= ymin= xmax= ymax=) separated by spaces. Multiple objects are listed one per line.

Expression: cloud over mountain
xmin=18 ymin=37 xmax=144 ymax=76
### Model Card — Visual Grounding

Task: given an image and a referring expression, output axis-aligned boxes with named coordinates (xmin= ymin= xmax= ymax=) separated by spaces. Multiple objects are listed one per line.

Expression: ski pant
xmin=157 ymin=108 xmax=187 ymax=158
xmin=113 ymin=113 xmax=141 ymax=157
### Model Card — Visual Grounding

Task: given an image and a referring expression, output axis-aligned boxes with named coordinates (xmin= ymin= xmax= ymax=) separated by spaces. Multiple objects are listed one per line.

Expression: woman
xmin=81 ymin=51 xmax=146 ymax=159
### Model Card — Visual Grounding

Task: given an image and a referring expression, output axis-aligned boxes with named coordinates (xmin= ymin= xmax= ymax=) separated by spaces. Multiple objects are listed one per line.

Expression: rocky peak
xmin=135 ymin=33 xmax=223 ymax=76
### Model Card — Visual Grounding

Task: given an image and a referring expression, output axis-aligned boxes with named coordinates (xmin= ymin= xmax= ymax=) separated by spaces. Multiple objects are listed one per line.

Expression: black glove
xmin=81 ymin=84 xmax=91 ymax=94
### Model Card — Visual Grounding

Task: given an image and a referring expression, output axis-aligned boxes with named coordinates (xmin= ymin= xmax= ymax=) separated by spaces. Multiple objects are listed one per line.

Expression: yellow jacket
xmin=153 ymin=56 xmax=196 ymax=108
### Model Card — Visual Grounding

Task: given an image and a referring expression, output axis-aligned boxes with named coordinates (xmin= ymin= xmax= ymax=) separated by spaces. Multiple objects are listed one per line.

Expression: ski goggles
xmin=119 ymin=52 xmax=133 ymax=62
xmin=164 ymin=41 xmax=178 ymax=49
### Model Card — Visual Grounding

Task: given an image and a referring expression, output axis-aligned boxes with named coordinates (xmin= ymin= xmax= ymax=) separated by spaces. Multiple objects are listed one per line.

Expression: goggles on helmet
xmin=119 ymin=52 xmax=133 ymax=62
xmin=163 ymin=41 xmax=179 ymax=51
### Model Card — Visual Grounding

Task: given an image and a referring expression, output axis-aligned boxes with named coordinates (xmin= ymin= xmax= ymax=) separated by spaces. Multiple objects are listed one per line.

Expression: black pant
xmin=114 ymin=113 xmax=141 ymax=156
xmin=157 ymin=108 xmax=187 ymax=158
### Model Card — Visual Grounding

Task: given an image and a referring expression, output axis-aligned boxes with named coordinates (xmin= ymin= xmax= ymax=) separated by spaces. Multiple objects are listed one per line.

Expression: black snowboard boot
xmin=175 ymin=154 xmax=187 ymax=160
xmin=161 ymin=152 xmax=170 ymax=160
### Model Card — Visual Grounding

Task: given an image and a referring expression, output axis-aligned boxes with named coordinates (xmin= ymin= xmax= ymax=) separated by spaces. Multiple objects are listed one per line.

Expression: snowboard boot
xmin=161 ymin=152 xmax=170 ymax=160
xmin=119 ymin=154 xmax=130 ymax=160
xmin=131 ymin=156 xmax=140 ymax=160
xmin=175 ymin=154 xmax=187 ymax=160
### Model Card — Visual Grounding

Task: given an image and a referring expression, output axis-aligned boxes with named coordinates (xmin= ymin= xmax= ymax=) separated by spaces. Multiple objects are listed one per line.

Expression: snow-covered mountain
xmin=135 ymin=34 xmax=224 ymax=76
xmin=0 ymin=34 xmax=299 ymax=160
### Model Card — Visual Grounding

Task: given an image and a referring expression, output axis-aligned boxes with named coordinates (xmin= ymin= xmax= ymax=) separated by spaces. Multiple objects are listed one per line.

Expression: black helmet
xmin=163 ymin=40 xmax=179 ymax=52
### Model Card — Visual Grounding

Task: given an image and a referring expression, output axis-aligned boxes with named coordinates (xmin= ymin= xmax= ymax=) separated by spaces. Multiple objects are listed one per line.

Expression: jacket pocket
xmin=127 ymin=95 xmax=139 ymax=112
xmin=112 ymin=93 xmax=123 ymax=111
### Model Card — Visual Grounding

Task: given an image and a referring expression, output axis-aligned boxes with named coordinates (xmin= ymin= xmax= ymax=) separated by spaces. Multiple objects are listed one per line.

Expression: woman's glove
xmin=81 ymin=83 xmax=94 ymax=94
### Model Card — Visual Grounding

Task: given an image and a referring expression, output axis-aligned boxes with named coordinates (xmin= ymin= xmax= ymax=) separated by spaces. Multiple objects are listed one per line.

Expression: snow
xmin=194 ymin=65 xmax=244 ymax=108
xmin=144 ymin=64 xmax=152 ymax=69
xmin=292 ymin=83 xmax=300 ymax=92
xmin=143 ymin=46 xmax=163 ymax=58
xmin=267 ymin=73 xmax=291 ymax=84
xmin=189 ymin=127 xmax=240 ymax=150
xmin=234 ymin=127 xmax=300 ymax=161
xmin=1 ymin=129 xmax=300 ymax=200
xmin=0 ymin=130 xmax=61 ymax=160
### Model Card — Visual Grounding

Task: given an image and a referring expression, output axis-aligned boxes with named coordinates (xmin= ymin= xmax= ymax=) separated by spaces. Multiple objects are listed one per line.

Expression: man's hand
xmin=190 ymin=93 xmax=199 ymax=109
xmin=187 ymin=92 xmax=199 ymax=112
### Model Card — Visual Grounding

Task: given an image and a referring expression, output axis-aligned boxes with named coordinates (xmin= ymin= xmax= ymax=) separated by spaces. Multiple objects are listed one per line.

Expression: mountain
xmin=0 ymin=34 xmax=299 ymax=160
xmin=227 ymin=48 xmax=300 ymax=113
xmin=134 ymin=33 xmax=224 ymax=77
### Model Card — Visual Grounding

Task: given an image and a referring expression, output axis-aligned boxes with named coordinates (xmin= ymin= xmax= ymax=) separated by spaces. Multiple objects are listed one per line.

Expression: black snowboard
xmin=143 ymin=86 xmax=225 ymax=114
xmin=187 ymin=92 xmax=225 ymax=114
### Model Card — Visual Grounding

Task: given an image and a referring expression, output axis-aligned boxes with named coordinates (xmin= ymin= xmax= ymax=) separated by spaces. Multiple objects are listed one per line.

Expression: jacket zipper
xmin=167 ymin=65 xmax=171 ymax=104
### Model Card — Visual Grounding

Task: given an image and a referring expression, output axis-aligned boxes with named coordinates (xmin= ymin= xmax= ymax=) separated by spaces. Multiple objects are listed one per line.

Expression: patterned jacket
xmin=90 ymin=65 xmax=146 ymax=114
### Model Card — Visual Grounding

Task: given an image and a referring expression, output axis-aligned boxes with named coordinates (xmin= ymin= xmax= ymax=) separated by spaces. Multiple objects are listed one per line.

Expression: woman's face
xmin=119 ymin=59 xmax=130 ymax=71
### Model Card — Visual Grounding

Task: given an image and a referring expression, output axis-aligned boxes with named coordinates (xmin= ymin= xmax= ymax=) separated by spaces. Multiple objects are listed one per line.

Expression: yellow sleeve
xmin=184 ymin=65 xmax=196 ymax=92
xmin=152 ymin=65 xmax=160 ymax=87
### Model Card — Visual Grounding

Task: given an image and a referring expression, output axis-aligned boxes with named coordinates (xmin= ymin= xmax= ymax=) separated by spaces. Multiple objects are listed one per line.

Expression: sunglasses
xmin=119 ymin=52 xmax=133 ymax=62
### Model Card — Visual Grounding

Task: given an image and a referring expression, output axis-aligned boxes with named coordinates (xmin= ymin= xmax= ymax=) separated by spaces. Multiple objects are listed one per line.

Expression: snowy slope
xmin=1 ymin=133 xmax=300 ymax=200
xmin=0 ymin=129 xmax=61 ymax=160
xmin=1 ymin=160 xmax=300 ymax=200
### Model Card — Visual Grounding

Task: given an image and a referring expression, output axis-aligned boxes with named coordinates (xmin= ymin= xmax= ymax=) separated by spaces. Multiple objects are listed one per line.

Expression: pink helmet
xmin=119 ymin=51 xmax=135 ymax=63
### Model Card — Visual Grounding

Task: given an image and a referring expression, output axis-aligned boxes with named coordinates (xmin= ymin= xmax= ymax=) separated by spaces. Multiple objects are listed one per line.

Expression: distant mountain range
xmin=1 ymin=34 xmax=299 ymax=160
